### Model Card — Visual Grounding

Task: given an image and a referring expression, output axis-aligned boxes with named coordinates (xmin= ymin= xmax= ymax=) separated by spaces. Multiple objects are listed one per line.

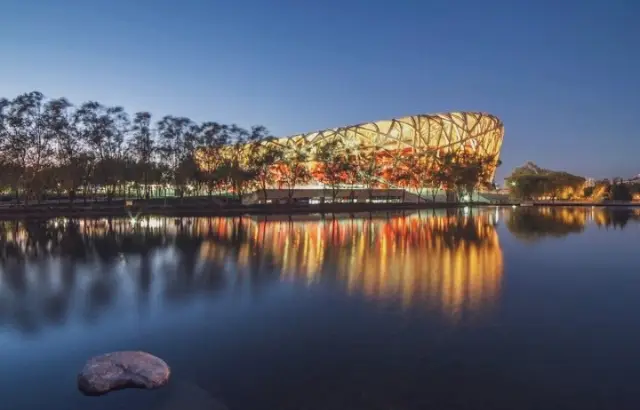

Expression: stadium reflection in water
xmin=0 ymin=210 xmax=503 ymax=333
xmin=230 ymin=212 xmax=504 ymax=320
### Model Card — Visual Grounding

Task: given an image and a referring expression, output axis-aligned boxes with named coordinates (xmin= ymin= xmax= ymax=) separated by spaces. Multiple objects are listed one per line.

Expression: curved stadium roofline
xmin=278 ymin=111 xmax=503 ymax=140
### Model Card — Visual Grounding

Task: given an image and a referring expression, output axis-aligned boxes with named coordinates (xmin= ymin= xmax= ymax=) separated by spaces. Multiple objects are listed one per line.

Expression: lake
xmin=1 ymin=207 xmax=639 ymax=409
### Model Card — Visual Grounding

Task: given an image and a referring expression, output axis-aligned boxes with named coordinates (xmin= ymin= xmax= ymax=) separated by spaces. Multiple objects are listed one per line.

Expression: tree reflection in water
xmin=507 ymin=207 xmax=640 ymax=241
xmin=0 ymin=210 xmax=505 ymax=334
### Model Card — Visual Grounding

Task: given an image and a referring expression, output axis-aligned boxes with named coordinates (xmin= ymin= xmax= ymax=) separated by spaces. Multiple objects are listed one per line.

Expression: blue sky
xmin=1 ymin=0 xmax=638 ymax=181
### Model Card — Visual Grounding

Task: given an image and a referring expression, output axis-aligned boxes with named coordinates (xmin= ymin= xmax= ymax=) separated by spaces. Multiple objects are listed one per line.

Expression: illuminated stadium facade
xmin=273 ymin=111 xmax=503 ymax=169
xmin=198 ymin=111 xmax=505 ymax=203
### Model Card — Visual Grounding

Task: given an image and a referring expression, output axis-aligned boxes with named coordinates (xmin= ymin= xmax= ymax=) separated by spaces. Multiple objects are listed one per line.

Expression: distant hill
xmin=508 ymin=162 xmax=584 ymax=180
xmin=505 ymin=162 xmax=586 ymax=200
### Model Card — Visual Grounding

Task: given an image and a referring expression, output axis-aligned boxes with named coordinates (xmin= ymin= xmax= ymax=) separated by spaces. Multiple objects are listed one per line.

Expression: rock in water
xmin=78 ymin=351 xmax=170 ymax=396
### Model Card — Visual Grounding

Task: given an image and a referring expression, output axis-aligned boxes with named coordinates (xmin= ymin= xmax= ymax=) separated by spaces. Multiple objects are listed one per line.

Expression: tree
xmin=276 ymin=145 xmax=311 ymax=203
xmin=74 ymin=102 xmax=131 ymax=201
xmin=506 ymin=162 xmax=585 ymax=201
xmin=1 ymin=90 xmax=288 ymax=206
xmin=413 ymin=148 xmax=444 ymax=202
xmin=508 ymin=174 xmax=547 ymax=200
xmin=389 ymin=154 xmax=419 ymax=203
xmin=195 ymin=122 xmax=228 ymax=196
xmin=157 ymin=116 xmax=197 ymax=198
xmin=434 ymin=152 xmax=457 ymax=202
xmin=130 ymin=112 xmax=155 ymax=198
xmin=0 ymin=98 xmax=15 ymax=198
xmin=1 ymin=91 xmax=54 ymax=203
xmin=607 ymin=183 xmax=632 ymax=201
xmin=220 ymin=125 xmax=255 ymax=202
xmin=250 ymin=138 xmax=283 ymax=203
xmin=583 ymin=186 xmax=595 ymax=198
xmin=354 ymin=142 xmax=383 ymax=201
xmin=314 ymin=139 xmax=354 ymax=201
xmin=424 ymin=155 xmax=449 ymax=203
xmin=341 ymin=148 xmax=360 ymax=201
xmin=44 ymin=97 xmax=85 ymax=205
xmin=449 ymin=152 xmax=495 ymax=201
xmin=175 ymin=156 xmax=200 ymax=197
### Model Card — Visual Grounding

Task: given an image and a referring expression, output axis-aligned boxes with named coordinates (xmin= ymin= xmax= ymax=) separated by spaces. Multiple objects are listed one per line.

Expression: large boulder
xmin=78 ymin=351 xmax=170 ymax=396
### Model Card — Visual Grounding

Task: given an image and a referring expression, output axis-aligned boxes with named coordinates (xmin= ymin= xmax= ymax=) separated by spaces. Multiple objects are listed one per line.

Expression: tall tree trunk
xmin=143 ymin=170 xmax=148 ymax=200
xmin=262 ymin=181 xmax=268 ymax=204
xmin=24 ymin=182 xmax=29 ymax=206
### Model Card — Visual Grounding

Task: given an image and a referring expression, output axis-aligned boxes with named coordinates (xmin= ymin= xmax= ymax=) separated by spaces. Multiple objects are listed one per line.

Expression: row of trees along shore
xmin=0 ymin=91 xmax=500 ymax=206
xmin=506 ymin=162 xmax=640 ymax=201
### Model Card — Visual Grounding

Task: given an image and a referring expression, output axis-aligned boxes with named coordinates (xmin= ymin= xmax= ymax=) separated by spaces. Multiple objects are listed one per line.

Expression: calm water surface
xmin=1 ymin=207 xmax=639 ymax=409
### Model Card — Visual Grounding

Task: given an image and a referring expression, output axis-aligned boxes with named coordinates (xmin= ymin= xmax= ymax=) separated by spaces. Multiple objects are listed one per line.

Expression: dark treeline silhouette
xmin=0 ymin=91 xmax=275 ymax=204
xmin=0 ymin=91 xmax=500 ymax=207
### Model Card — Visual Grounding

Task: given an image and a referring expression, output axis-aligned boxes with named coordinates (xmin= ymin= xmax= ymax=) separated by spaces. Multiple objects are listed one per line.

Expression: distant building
xmin=242 ymin=188 xmax=420 ymax=205
xmin=242 ymin=188 xmax=508 ymax=205
xmin=624 ymin=174 xmax=640 ymax=184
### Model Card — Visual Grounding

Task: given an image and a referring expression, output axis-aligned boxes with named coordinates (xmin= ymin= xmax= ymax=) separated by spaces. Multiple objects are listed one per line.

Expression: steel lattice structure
xmin=274 ymin=111 xmax=504 ymax=180
xmin=195 ymin=112 xmax=504 ymax=187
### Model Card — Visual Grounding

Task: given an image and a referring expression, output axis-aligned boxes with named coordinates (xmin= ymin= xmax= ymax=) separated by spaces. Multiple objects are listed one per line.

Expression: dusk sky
xmin=1 ymin=0 xmax=638 ymax=182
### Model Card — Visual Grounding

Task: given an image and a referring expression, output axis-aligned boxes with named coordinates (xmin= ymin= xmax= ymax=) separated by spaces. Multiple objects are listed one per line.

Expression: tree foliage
xmin=607 ymin=183 xmax=632 ymax=201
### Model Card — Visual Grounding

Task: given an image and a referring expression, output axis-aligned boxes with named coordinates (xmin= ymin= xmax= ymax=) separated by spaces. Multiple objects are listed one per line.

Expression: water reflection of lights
xmin=216 ymin=212 xmax=506 ymax=321
xmin=134 ymin=218 xmax=165 ymax=229
xmin=0 ymin=208 xmax=638 ymax=334
xmin=50 ymin=218 xmax=69 ymax=229
xmin=506 ymin=206 xmax=640 ymax=242
xmin=0 ymin=212 xmax=507 ymax=326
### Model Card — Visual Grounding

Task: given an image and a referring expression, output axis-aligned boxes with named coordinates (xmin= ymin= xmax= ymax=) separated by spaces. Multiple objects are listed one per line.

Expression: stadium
xmin=205 ymin=112 xmax=504 ymax=204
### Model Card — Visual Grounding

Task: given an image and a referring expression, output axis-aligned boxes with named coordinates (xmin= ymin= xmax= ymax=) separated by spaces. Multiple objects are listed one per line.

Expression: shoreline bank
xmin=0 ymin=202 xmax=465 ymax=220
xmin=0 ymin=200 xmax=639 ymax=220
